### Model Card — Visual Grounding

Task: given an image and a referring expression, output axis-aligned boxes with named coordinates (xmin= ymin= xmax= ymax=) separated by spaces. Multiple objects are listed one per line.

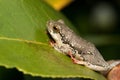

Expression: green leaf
xmin=0 ymin=0 xmax=106 ymax=80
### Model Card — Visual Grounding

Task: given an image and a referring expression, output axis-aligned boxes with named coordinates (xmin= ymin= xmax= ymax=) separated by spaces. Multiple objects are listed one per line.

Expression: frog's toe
xmin=67 ymin=51 xmax=80 ymax=64
xmin=49 ymin=40 xmax=55 ymax=46
xmin=72 ymin=58 xmax=81 ymax=64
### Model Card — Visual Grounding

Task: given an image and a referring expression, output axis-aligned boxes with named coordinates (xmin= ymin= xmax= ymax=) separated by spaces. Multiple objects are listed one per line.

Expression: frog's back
xmin=60 ymin=24 xmax=109 ymax=68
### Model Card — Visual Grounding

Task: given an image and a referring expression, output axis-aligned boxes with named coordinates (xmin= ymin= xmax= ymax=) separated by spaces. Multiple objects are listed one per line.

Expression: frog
xmin=46 ymin=19 xmax=119 ymax=72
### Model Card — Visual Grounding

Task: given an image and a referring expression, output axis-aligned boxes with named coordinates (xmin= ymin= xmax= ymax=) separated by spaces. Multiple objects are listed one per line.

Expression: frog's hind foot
xmin=67 ymin=51 xmax=81 ymax=64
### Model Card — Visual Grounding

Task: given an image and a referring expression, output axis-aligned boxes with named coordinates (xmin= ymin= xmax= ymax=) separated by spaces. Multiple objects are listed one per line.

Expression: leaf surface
xmin=0 ymin=0 xmax=106 ymax=80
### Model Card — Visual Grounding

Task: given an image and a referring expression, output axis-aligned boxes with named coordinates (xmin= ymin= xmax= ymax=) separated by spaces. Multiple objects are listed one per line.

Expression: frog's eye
xmin=53 ymin=26 xmax=60 ymax=33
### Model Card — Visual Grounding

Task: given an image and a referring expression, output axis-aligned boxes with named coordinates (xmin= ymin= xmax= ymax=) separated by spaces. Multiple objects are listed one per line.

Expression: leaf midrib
xmin=0 ymin=36 xmax=48 ymax=46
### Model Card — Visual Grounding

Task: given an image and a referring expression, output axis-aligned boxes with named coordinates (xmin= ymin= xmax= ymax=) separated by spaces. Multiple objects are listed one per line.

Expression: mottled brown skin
xmin=47 ymin=19 xmax=110 ymax=71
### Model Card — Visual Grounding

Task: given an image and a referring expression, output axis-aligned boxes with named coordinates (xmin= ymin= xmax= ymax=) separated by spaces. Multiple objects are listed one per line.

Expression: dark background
xmin=62 ymin=0 xmax=120 ymax=60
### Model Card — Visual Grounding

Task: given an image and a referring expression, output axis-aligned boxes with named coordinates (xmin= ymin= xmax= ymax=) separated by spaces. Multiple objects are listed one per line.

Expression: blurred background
xmin=61 ymin=0 xmax=120 ymax=60
xmin=46 ymin=0 xmax=120 ymax=60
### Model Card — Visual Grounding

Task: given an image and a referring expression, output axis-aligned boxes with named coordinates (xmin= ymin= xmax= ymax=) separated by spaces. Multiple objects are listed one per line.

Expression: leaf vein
xmin=0 ymin=37 xmax=48 ymax=46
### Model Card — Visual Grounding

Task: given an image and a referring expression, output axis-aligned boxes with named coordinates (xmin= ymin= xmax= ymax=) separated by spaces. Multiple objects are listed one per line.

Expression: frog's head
xmin=47 ymin=20 xmax=66 ymax=45
xmin=47 ymin=19 xmax=74 ymax=44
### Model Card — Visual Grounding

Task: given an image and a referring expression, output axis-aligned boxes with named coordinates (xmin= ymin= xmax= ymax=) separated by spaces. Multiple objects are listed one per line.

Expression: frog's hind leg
xmin=67 ymin=51 xmax=81 ymax=64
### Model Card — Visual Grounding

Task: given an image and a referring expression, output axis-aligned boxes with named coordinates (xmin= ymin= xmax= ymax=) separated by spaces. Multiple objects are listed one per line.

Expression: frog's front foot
xmin=49 ymin=40 xmax=56 ymax=47
xmin=67 ymin=51 xmax=81 ymax=64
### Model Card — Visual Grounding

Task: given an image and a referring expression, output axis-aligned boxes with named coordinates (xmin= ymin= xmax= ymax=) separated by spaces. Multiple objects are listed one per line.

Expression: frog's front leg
xmin=49 ymin=40 xmax=55 ymax=47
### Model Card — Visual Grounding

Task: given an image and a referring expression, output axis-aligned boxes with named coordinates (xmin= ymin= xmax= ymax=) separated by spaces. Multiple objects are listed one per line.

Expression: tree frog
xmin=46 ymin=19 xmax=119 ymax=72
